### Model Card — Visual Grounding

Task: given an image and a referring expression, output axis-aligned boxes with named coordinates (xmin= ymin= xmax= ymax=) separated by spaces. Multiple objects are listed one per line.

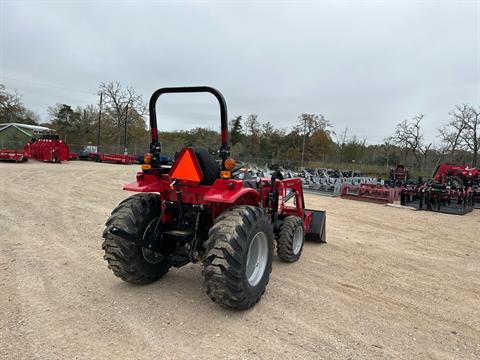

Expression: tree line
xmin=1 ymin=82 xmax=478 ymax=174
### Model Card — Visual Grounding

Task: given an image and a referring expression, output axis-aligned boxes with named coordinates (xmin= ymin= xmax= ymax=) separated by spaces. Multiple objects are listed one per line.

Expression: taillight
xmin=144 ymin=153 xmax=153 ymax=164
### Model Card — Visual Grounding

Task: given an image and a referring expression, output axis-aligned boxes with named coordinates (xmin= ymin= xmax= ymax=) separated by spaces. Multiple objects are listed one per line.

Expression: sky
xmin=1 ymin=0 xmax=479 ymax=144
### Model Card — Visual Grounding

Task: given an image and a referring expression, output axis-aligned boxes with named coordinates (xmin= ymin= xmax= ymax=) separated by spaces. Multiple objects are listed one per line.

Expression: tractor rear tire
xmin=203 ymin=206 xmax=274 ymax=310
xmin=102 ymin=193 xmax=171 ymax=284
xmin=448 ymin=176 xmax=464 ymax=188
xmin=277 ymin=216 xmax=304 ymax=263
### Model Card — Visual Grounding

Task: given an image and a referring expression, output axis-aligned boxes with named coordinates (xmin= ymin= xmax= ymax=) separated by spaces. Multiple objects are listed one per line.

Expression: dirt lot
xmin=1 ymin=160 xmax=479 ymax=359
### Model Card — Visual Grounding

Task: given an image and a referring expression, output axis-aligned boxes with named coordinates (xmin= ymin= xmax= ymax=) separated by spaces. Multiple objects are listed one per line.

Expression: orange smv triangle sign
xmin=169 ymin=148 xmax=204 ymax=183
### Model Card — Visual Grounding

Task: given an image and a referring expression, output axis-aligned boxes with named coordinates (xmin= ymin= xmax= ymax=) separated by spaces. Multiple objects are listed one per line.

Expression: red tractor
xmin=102 ymin=87 xmax=326 ymax=310
xmin=433 ymin=163 xmax=479 ymax=187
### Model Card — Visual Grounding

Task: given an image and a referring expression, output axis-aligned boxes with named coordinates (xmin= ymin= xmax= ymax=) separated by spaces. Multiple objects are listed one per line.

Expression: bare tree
xmin=392 ymin=114 xmax=431 ymax=169
xmin=460 ymin=106 xmax=479 ymax=167
xmin=419 ymin=142 xmax=433 ymax=170
xmin=438 ymin=104 xmax=469 ymax=155
xmin=438 ymin=126 xmax=462 ymax=156
xmin=439 ymin=104 xmax=480 ymax=166
xmin=336 ymin=127 xmax=349 ymax=147
xmin=99 ymin=82 xmax=147 ymax=127
xmin=98 ymin=82 xmax=147 ymax=151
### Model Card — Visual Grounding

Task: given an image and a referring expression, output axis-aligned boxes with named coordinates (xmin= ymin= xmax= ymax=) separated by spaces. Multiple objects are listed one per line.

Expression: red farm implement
xmin=401 ymin=184 xmax=475 ymax=215
xmin=93 ymin=153 xmax=138 ymax=164
xmin=0 ymin=149 xmax=24 ymax=162
xmin=26 ymin=135 xmax=70 ymax=163
xmin=101 ymin=86 xmax=326 ymax=310
xmin=398 ymin=163 xmax=480 ymax=215
xmin=340 ymin=183 xmax=402 ymax=204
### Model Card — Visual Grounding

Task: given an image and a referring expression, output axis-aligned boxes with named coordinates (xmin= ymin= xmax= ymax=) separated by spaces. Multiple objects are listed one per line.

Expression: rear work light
xmin=223 ymin=158 xmax=236 ymax=171
xmin=144 ymin=152 xmax=153 ymax=164
xmin=220 ymin=170 xmax=231 ymax=179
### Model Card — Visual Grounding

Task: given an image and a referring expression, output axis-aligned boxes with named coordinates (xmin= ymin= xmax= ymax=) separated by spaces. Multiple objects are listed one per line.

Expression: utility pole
xmin=123 ymin=104 xmax=129 ymax=155
xmin=64 ymin=107 xmax=70 ymax=143
xmin=97 ymin=92 xmax=103 ymax=150
xmin=83 ymin=109 xmax=87 ymax=144
xmin=301 ymin=116 xmax=306 ymax=169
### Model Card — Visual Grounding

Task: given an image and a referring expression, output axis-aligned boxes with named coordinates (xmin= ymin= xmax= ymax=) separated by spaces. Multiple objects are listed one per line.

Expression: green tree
xmin=230 ymin=116 xmax=243 ymax=145
xmin=75 ymin=105 xmax=99 ymax=145
xmin=0 ymin=84 xmax=39 ymax=124
xmin=185 ymin=127 xmax=219 ymax=153
xmin=47 ymin=104 xmax=80 ymax=142
xmin=308 ymin=130 xmax=334 ymax=161
xmin=294 ymin=113 xmax=332 ymax=137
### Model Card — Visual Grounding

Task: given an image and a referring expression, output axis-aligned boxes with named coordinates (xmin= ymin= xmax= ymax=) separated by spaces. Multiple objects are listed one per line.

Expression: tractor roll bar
xmin=148 ymin=86 xmax=230 ymax=161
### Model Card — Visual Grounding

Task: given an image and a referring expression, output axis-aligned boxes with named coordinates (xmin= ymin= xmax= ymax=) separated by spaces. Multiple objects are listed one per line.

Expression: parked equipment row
xmin=243 ymin=163 xmax=479 ymax=215
xmin=1 ymin=138 xmax=142 ymax=165
xmin=401 ymin=185 xmax=477 ymax=215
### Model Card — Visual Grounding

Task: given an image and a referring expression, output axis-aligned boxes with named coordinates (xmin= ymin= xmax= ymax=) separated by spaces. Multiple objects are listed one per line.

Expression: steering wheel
xmin=232 ymin=160 xmax=245 ymax=172
xmin=230 ymin=160 xmax=250 ymax=179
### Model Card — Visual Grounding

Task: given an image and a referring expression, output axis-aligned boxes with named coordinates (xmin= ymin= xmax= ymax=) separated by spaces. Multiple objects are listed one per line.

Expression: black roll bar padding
xmin=148 ymin=86 xmax=230 ymax=162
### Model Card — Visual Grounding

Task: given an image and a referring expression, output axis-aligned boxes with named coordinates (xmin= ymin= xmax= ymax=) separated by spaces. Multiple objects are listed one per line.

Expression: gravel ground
xmin=1 ymin=160 xmax=479 ymax=359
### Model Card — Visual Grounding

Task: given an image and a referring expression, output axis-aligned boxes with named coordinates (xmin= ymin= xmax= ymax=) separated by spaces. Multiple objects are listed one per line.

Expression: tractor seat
xmin=243 ymin=177 xmax=271 ymax=189
xmin=174 ymin=147 xmax=220 ymax=186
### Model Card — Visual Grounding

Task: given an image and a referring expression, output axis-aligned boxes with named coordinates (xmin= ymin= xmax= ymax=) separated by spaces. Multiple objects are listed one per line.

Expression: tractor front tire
xmin=102 ymin=193 xmax=171 ymax=284
xmin=203 ymin=206 xmax=274 ymax=310
xmin=277 ymin=216 xmax=304 ymax=263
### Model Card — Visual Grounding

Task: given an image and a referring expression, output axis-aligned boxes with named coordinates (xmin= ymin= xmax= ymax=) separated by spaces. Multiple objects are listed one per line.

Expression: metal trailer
xmin=93 ymin=153 xmax=138 ymax=164
xmin=0 ymin=149 xmax=24 ymax=162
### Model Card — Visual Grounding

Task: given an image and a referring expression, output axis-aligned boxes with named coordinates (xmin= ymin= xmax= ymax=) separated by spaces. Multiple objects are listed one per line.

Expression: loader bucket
xmin=474 ymin=189 xmax=480 ymax=209
xmin=305 ymin=209 xmax=326 ymax=243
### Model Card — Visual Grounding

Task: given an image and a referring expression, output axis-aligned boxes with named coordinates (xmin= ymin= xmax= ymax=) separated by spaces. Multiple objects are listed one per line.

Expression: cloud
xmin=1 ymin=0 xmax=478 ymax=143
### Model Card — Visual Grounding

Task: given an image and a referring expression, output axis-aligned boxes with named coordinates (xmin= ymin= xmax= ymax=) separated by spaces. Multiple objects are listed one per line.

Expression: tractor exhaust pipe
xmin=148 ymin=86 xmax=230 ymax=165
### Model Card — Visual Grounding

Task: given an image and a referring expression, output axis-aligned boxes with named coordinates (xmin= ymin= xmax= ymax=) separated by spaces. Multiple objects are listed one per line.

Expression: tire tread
xmin=203 ymin=205 xmax=273 ymax=310
xmin=277 ymin=216 xmax=304 ymax=262
xmin=102 ymin=193 xmax=170 ymax=284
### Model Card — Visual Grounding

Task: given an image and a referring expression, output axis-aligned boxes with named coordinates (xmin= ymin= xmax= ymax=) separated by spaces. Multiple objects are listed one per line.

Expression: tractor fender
xmin=123 ymin=172 xmax=166 ymax=193
xmin=203 ymin=179 xmax=260 ymax=205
